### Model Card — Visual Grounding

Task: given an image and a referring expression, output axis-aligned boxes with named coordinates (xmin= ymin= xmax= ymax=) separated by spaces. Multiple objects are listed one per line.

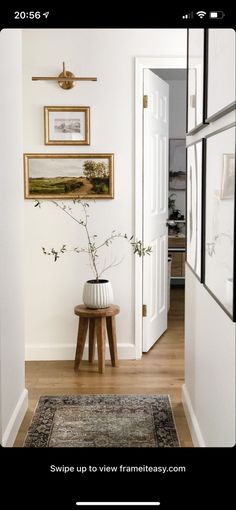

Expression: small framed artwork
xmin=206 ymin=29 xmax=236 ymax=122
xmin=169 ymin=139 xmax=186 ymax=191
xmin=24 ymin=153 xmax=114 ymax=199
xmin=220 ymin=154 xmax=235 ymax=200
xmin=187 ymin=29 xmax=207 ymax=134
xmin=203 ymin=124 xmax=235 ymax=320
xmin=44 ymin=106 xmax=90 ymax=145
xmin=186 ymin=139 xmax=204 ymax=281
xmin=186 ymin=139 xmax=205 ymax=282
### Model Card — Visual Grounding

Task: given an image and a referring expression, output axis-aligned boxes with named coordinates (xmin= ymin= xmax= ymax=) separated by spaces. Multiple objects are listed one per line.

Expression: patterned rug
xmin=24 ymin=394 xmax=179 ymax=448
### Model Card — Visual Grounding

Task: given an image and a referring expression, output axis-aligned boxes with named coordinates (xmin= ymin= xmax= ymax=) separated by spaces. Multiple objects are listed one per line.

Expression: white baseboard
xmin=25 ymin=343 xmax=136 ymax=361
xmin=182 ymin=384 xmax=206 ymax=447
xmin=2 ymin=388 xmax=28 ymax=447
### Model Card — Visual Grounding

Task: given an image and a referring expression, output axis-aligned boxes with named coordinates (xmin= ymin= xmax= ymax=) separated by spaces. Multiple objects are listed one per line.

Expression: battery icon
xmin=209 ymin=11 xmax=225 ymax=18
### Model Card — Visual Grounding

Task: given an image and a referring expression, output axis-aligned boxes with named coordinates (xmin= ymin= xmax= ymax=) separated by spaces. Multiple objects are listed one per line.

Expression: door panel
xmin=143 ymin=69 xmax=169 ymax=352
xmin=159 ymin=234 xmax=167 ymax=313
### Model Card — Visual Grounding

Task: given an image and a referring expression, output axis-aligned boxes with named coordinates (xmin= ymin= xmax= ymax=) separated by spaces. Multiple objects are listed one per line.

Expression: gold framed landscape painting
xmin=24 ymin=153 xmax=114 ymax=199
xmin=44 ymin=106 xmax=90 ymax=145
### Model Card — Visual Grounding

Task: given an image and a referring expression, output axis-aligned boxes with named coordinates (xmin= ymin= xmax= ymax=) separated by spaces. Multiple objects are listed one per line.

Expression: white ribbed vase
xmin=83 ymin=279 xmax=113 ymax=309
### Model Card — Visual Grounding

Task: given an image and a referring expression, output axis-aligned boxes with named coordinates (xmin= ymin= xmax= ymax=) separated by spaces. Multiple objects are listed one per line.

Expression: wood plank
xmin=74 ymin=304 xmax=120 ymax=318
xmin=168 ymin=235 xmax=185 ymax=248
xmin=106 ymin=316 xmax=118 ymax=367
xmin=88 ymin=319 xmax=96 ymax=363
xmin=96 ymin=317 xmax=106 ymax=374
xmin=169 ymin=252 xmax=183 ymax=276
xmin=74 ymin=317 xmax=88 ymax=370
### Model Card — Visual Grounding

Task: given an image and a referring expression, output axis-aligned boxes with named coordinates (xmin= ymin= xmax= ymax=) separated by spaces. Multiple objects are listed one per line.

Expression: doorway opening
xmin=155 ymin=68 xmax=186 ymax=325
xmin=134 ymin=57 xmax=187 ymax=357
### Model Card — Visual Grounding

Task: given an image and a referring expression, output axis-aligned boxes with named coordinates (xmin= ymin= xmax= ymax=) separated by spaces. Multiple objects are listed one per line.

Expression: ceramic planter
xmin=83 ymin=279 xmax=113 ymax=309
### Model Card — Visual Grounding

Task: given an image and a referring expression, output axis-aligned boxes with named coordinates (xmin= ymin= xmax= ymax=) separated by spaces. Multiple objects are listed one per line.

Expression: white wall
xmin=0 ymin=30 xmax=28 ymax=446
xmin=183 ymin=98 xmax=236 ymax=445
xmin=207 ymin=29 xmax=235 ymax=117
xmin=22 ymin=29 xmax=187 ymax=360
xmin=184 ymin=266 xmax=235 ymax=446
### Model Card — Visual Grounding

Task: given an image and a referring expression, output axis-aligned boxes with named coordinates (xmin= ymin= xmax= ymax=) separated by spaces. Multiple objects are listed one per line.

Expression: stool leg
xmin=106 ymin=316 xmax=118 ymax=367
xmin=96 ymin=317 xmax=106 ymax=374
xmin=74 ymin=317 xmax=89 ymax=371
xmin=89 ymin=319 xmax=96 ymax=363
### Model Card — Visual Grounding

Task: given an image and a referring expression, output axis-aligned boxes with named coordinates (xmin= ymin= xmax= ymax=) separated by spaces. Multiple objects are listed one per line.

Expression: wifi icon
xmin=196 ymin=10 xmax=206 ymax=18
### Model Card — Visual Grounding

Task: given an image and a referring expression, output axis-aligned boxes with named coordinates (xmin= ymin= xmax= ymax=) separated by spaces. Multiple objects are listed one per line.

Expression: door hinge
xmin=143 ymin=95 xmax=148 ymax=108
xmin=142 ymin=304 xmax=147 ymax=317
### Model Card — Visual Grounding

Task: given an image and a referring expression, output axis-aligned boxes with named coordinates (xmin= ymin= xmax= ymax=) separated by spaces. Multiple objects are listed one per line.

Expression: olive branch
xmin=35 ymin=199 xmax=152 ymax=281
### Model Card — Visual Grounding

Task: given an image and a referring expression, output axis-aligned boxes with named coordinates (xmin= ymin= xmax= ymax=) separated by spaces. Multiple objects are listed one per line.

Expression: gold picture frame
xmin=24 ymin=153 xmax=114 ymax=199
xmin=44 ymin=106 xmax=90 ymax=145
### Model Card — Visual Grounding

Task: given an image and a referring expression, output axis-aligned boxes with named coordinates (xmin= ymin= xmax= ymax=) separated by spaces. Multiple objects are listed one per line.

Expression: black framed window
xmin=186 ymin=139 xmax=205 ymax=281
xmin=186 ymin=29 xmax=207 ymax=135
xmin=203 ymin=124 xmax=236 ymax=321
xmin=205 ymin=29 xmax=236 ymax=123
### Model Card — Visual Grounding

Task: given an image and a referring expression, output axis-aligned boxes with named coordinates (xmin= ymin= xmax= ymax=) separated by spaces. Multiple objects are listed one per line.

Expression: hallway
xmin=14 ymin=287 xmax=192 ymax=447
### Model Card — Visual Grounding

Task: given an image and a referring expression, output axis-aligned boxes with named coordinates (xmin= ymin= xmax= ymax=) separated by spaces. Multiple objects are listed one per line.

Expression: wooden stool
xmin=74 ymin=304 xmax=120 ymax=373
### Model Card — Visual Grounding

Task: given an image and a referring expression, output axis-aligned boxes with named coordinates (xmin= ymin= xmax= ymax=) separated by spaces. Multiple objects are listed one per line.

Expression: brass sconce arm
xmin=32 ymin=62 xmax=97 ymax=89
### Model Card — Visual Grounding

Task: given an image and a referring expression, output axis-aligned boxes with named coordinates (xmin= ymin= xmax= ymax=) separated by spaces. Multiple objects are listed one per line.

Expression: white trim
xmin=134 ymin=56 xmax=187 ymax=357
xmin=182 ymin=384 xmax=206 ymax=447
xmin=1 ymin=388 xmax=28 ymax=447
xmin=167 ymin=395 xmax=181 ymax=447
xmin=25 ymin=343 xmax=136 ymax=361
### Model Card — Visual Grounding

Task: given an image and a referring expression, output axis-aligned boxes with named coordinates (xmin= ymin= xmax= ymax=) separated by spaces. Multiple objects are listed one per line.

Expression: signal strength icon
xmin=196 ymin=10 xmax=207 ymax=18
xmin=182 ymin=12 xmax=194 ymax=19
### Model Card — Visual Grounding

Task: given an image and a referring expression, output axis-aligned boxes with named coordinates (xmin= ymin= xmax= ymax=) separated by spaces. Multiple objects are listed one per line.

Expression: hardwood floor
xmin=14 ymin=286 xmax=193 ymax=447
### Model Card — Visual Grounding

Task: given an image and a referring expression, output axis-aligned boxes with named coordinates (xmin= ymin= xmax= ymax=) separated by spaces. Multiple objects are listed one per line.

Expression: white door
xmin=142 ymin=69 xmax=169 ymax=352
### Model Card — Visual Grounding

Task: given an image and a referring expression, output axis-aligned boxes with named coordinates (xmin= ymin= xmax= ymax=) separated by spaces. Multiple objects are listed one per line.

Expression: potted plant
xmin=35 ymin=199 xmax=152 ymax=309
xmin=168 ymin=193 xmax=176 ymax=217
xmin=168 ymin=193 xmax=182 ymax=220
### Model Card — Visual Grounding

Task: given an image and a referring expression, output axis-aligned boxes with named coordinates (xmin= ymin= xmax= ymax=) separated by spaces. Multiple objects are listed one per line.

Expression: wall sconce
xmin=32 ymin=62 xmax=97 ymax=90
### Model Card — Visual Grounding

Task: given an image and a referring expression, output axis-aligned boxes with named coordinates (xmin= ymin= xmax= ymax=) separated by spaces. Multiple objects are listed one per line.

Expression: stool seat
xmin=74 ymin=304 xmax=120 ymax=318
xmin=74 ymin=304 xmax=120 ymax=374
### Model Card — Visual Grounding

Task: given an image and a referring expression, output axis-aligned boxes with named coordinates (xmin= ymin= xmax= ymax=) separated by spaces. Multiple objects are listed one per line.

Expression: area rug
xmin=23 ymin=394 xmax=179 ymax=448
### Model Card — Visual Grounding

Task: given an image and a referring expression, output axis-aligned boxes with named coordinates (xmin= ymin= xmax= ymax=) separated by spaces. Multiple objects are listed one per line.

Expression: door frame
xmin=134 ymin=56 xmax=186 ymax=359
